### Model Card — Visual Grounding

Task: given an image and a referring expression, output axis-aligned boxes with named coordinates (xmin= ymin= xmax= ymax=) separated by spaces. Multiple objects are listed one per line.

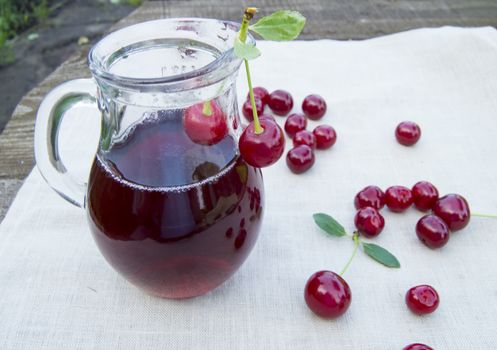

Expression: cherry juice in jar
xmin=87 ymin=109 xmax=263 ymax=298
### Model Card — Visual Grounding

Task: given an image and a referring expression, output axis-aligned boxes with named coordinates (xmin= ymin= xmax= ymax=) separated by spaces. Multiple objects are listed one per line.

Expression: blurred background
xmin=1 ymin=0 xmax=497 ymax=133
xmin=0 ymin=0 xmax=140 ymax=133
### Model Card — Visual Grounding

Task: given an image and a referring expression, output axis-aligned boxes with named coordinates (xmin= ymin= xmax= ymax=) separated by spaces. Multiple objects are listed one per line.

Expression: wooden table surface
xmin=1 ymin=0 xmax=497 ymax=221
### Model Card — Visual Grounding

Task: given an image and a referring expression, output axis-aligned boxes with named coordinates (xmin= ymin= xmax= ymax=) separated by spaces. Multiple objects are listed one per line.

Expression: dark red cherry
xmin=416 ymin=214 xmax=450 ymax=248
xmin=259 ymin=113 xmax=276 ymax=122
xmin=302 ymin=94 xmax=327 ymax=120
xmin=433 ymin=194 xmax=470 ymax=231
xmin=412 ymin=181 xmax=439 ymax=211
xmin=354 ymin=207 xmax=385 ymax=238
xmin=304 ymin=270 xmax=351 ymax=319
xmin=240 ymin=114 xmax=274 ymax=132
xmin=293 ymin=130 xmax=316 ymax=149
xmin=403 ymin=344 xmax=434 ymax=350
xmin=286 ymin=145 xmax=315 ymax=174
xmin=242 ymin=98 xmax=264 ymax=121
xmin=405 ymin=285 xmax=439 ymax=315
xmin=247 ymin=86 xmax=269 ymax=104
xmin=313 ymin=125 xmax=336 ymax=149
xmin=183 ymin=100 xmax=228 ymax=145
xmin=354 ymin=185 xmax=385 ymax=210
xmin=284 ymin=113 xmax=307 ymax=138
xmin=239 ymin=118 xmax=285 ymax=168
xmin=395 ymin=121 xmax=421 ymax=146
xmin=268 ymin=89 xmax=293 ymax=116
xmin=385 ymin=186 xmax=413 ymax=212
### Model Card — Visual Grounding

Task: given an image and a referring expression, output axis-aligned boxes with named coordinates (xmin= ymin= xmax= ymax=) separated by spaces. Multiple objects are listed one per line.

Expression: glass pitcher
xmin=34 ymin=18 xmax=264 ymax=299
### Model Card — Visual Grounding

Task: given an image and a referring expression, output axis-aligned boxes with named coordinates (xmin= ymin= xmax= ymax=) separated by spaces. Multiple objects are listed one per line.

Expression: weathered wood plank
xmin=121 ymin=0 xmax=497 ymax=39
xmin=0 ymin=180 xmax=23 ymax=220
xmin=1 ymin=0 xmax=497 ymax=222
xmin=0 ymin=49 xmax=90 ymax=180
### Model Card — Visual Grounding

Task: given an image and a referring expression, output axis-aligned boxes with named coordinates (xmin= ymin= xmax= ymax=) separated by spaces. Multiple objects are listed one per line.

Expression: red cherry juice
xmin=87 ymin=110 xmax=263 ymax=298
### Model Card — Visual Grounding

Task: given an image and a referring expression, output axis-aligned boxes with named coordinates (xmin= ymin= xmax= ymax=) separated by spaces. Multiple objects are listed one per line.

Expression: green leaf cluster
xmin=313 ymin=213 xmax=401 ymax=269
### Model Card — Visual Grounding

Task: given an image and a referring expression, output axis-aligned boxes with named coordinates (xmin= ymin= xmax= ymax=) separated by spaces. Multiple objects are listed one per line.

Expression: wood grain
xmin=1 ymin=0 xmax=497 ymax=220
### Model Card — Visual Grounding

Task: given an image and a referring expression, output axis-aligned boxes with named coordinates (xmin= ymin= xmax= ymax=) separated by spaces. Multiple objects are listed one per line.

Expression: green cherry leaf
xmin=233 ymin=38 xmax=261 ymax=60
xmin=362 ymin=242 xmax=401 ymax=268
xmin=313 ymin=213 xmax=347 ymax=237
xmin=249 ymin=10 xmax=306 ymax=41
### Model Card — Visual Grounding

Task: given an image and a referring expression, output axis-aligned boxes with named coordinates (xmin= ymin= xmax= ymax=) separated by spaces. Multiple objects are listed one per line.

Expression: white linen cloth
xmin=2 ymin=27 xmax=497 ymax=349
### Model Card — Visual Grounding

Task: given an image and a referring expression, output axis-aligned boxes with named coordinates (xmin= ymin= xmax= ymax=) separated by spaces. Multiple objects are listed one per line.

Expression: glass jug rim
xmin=88 ymin=18 xmax=255 ymax=90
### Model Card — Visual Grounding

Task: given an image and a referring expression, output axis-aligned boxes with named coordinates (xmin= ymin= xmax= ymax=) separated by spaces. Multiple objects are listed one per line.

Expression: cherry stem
xmin=238 ymin=7 xmax=256 ymax=42
xmin=473 ymin=212 xmax=497 ymax=219
xmin=244 ymin=61 xmax=263 ymax=133
xmin=340 ymin=232 xmax=360 ymax=276
xmin=202 ymin=101 xmax=212 ymax=116
xmin=239 ymin=7 xmax=263 ymax=134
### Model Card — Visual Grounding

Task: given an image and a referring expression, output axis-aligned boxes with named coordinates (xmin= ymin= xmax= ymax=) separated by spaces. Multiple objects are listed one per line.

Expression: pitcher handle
xmin=34 ymin=78 xmax=99 ymax=208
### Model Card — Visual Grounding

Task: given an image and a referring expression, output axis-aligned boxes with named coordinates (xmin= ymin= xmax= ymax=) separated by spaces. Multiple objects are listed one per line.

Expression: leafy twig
xmin=313 ymin=213 xmax=401 ymax=269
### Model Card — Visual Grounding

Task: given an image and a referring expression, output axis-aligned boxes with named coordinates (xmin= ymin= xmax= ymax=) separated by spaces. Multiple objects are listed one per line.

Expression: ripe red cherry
xmin=433 ymin=194 xmax=471 ymax=231
xmin=304 ymin=270 xmax=351 ymax=319
xmin=313 ymin=125 xmax=336 ymax=149
xmin=293 ymin=130 xmax=316 ymax=149
xmin=385 ymin=186 xmax=413 ymax=212
xmin=302 ymin=94 xmax=327 ymax=120
xmin=284 ymin=113 xmax=307 ymax=138
xmin=354 ymin=207 xmax=385 ymax=238
xmin=403 ymin=344 xmax=433 ymax=350
xmin=416 ymin=214 xmax=450 ymax=249
xmin=240 ymin=114 xmax=274 ymax=132
xmin=354 ymin=185 xmax=385 ymax=210
xmin=247 ymin=86 xmax=269 ymax=104
xmin=183 ymin=100 xmax=228 ymax=145
xmin=242 ymin=98 xmax=264 ymax=121
xmin=405 ymin=285 xmax=439 ymax=315
xmin=286 ymin=145 xmax=315 ymax=174
xmin=412 ymin=181 xmax=439 ymax=211
xmin=268 ymin=89 xmax=293 ymax=116
xmin=395 ymin=121 xmax=421 ymax=146
xmin=239 ymin=118 xmax=285 ymax=168
xmin=259 ymin=113 xmax=275 ymax=122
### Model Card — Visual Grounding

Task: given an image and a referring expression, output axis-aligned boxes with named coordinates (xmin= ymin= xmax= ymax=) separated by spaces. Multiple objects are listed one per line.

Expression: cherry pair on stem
xmin=307 ymin=212 xmax=439 ymax=350
xmin=306 ymin=214 xmax=400 ymax=318
xmin=184 ymin=9 xmax=305 ymax=168
xmin=183 ymin=9 xmax=305 ymax=168
xmin=237 ymin=8 xmax=305 ymax=168
xmin=309 ymin=187 xmax=495 ymax=321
